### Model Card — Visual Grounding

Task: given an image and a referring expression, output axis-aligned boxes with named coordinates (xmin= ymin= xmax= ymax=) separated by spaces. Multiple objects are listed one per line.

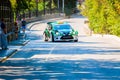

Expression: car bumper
xmin=54 ymin=35 xmax=78 ymax=41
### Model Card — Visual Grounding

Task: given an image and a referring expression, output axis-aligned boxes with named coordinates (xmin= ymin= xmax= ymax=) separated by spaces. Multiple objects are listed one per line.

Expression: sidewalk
xmin=0 ymin=28 xmax=29 ymax=63
xmin=0 ymin=38 xmax=29 ymax=63
xmin=1 ymin=32 xmax=31 ymax=62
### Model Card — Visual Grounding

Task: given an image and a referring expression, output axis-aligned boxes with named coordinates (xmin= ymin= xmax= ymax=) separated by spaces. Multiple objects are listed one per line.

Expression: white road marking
xmin=31 ymin=54 xmax=120 ymax=62
xmin=45 ymin=44 xmax=57 ymax=61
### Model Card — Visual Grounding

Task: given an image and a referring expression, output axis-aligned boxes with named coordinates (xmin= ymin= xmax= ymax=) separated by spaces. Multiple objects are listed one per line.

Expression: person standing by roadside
xmin=0 ymin=22 xmax=2 ymax=49
xmin=14 ymin=21 xmax=19 ymax=40
xmin=21 ymin=18 xmax=26 ymax=33
xmin=0 ymin=18 xmax=8 ymax=50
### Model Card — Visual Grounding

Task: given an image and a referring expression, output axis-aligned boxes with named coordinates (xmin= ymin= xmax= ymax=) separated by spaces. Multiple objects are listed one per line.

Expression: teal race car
xmin=43 ymin=21 xmax=78 ymax=42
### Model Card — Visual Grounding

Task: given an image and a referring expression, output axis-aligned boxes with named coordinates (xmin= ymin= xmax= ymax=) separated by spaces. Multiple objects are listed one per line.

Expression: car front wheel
xmin=51 ymin=34 xmax=55 ymax=42
xmin=44 ymin=34 xmax=48 ymax=41
xmin=74 ymin=39 xmax=78 ymax=42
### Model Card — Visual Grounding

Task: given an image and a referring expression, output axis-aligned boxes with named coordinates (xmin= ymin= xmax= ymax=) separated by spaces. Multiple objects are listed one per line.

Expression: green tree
xmin=80 ymin=0 xmax=120 ymax=36
xmin=10 ymin=0 xmax=16 ymax=10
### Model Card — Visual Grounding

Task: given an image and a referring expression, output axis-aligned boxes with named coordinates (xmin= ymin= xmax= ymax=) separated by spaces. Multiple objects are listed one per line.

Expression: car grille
xmin=63 ymin=32 xmax=69 ymax=35
xmin=61 ymin=35 xmax=73 ymax=39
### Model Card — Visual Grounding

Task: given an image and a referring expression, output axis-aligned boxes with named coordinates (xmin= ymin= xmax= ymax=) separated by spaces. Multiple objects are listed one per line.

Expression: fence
xmin=17 ymin=8 xmax=60 ymax=21
xmin=0 ymin=0 xmax=15 ymax=42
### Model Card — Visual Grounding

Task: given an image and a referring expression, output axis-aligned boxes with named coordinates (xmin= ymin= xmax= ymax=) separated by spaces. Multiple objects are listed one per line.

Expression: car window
xmin=54 ymin=24 xmax=72 ymax=30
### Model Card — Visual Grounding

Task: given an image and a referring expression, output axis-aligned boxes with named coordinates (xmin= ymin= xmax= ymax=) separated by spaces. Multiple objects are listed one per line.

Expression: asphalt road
xmin=0 ymin=15 xmax=120 ymax=80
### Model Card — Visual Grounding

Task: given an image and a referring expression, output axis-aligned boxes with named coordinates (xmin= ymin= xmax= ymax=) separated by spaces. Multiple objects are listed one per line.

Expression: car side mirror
xmin=75 ymin=31 xmax=78 ymax=34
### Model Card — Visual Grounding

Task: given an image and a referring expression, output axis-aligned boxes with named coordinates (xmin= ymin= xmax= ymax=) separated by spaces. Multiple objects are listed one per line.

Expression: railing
xmin=17 ymin=8 xmax=61 ymax=21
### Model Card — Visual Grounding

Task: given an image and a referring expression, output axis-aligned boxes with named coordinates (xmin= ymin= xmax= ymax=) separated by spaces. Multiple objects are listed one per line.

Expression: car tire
xmin=52 ymin=35 xmax=55 ymax=42
xmin=44 ymin=34 xmax=48 ymax=41
xmin=51 ymin=34 xmax=54 ymax=42
xmin=45 ymin=38 xmax=48 ymax=41
xmin=74 ymin=39 xmax=78 ymax=42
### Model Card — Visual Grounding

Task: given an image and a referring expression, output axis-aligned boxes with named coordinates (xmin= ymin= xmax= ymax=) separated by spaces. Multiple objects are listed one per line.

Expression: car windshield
xmin=54 ymin=24 xmax=72 ymax=30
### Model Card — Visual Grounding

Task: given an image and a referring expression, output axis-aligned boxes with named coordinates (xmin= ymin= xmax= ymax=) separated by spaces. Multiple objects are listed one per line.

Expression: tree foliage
xmin=9 ymin=0 xmax=77 ymax=20
xmin=80 ymin=0 xmax=120 ymax=36
xmin=64 ymin=0 xmax=77 ymax=16
xmin=10 ymin=0 xmax=16 ymax=10
xmin=10 ymin=0 xmax=77 ymax=13
xmin=16 ymin=0 xmax=29 ymax=11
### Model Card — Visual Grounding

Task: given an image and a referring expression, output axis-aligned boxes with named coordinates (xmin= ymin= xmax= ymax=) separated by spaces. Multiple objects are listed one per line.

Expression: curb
xmin=9 ymin=40 xmax=29 ymax=46
xmin=92 ymin=34 xmax=120 ymax=42
xmin=0 ymin=49 xmax=17 ymax=63
xmin=103 ymin=35 xmax=120 ymax=42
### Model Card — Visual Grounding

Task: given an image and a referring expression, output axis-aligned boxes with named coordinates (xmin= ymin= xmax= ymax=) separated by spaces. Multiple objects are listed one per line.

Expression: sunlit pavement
xmin=0 ymin=15 xmax=120 ymax=80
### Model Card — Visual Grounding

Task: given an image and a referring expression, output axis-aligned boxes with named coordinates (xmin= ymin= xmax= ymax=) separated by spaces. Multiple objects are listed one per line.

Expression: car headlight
xmin=56 ymin=32 xmax=59 ymax=35
xmin=69 ymin=31 xmax=73 ymax=35
xmin=55 ymin=32 xmax=61 ymax=36
xmin=72 ymin=32 xmax=76 ymax=35
xmin=70 ymin=31 xmax=78 ymax=36
xmin=70 ymin=31 xmax=75 ymax=35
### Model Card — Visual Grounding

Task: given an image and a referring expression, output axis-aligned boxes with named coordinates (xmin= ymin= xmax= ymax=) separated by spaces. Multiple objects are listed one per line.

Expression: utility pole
xmin=58 ymin=0 xmax=59 ymax=10
xmin=28 ymin=0 xmax=31 ymax=18
xmin=36 ymin=0 xmax=38 ymax=17
xmin=50 ymin=0 xmax=52 ymax=14
xmin=43 ymin=0 xmax=46 ymax=15
xmin=62 ymin=0 xmax=64 ymax=13
xmin=58 ymin=0 xmax=60 ymax=15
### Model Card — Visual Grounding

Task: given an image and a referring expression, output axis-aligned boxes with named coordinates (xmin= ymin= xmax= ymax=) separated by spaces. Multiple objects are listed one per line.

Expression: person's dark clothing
xmin=0 ymin=21 xmax=8 ymax=50
xmin=22 ymin=20 xmax=26 ymax=26
xmin=1 ymin=22 xmax=7 ymax=34
xmin=1 ymin=22 xmax=6 ymax=30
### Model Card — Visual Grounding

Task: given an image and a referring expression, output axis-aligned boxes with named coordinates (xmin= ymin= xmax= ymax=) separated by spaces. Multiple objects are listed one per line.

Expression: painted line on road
xmin=45 ymin=44 xmax=57 ymax=61
xmin=44 ymin=42 xmax=77 ymax=61
xmin=32 ymin=54 xmax=120 ymax=62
